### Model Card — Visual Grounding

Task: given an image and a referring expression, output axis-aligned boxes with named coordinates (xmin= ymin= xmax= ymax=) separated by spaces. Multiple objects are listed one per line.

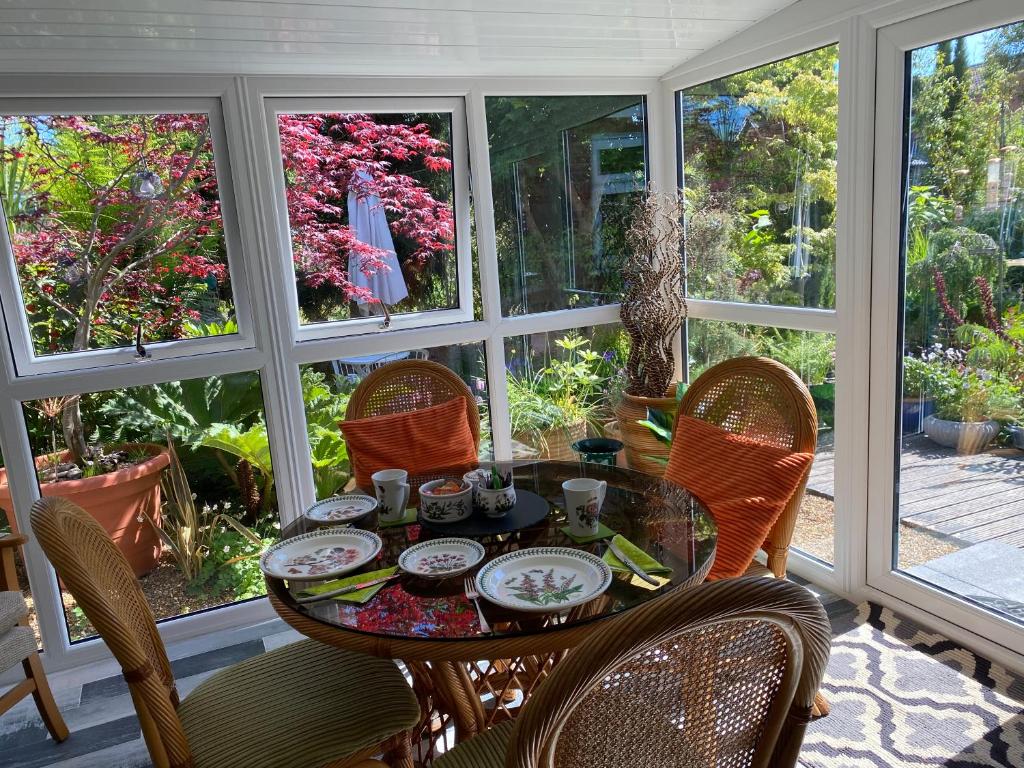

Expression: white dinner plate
xmin=304 ymin=494 xmax=378 ymax=524
xmin=260 ymin=528 xmax=382 ymax=581
xmin=474 ymin=547 xmax=612 ymax=613
xmin=398 ymin=538 xmax=485 ymax=579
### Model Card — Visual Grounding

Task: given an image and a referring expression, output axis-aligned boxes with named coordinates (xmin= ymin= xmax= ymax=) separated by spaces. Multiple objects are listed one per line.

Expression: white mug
xmin=372 ymin=468 xmax=410 ymax=524
xmin=562 ymin=478 xmax=607 ymax=538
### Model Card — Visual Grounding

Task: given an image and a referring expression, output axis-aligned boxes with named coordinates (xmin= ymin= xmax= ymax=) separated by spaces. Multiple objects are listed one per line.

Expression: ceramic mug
xmin=562 ymin=478 xmax=607 ymax=537
xmin=372 ymin=468 xmax=410 ymax=524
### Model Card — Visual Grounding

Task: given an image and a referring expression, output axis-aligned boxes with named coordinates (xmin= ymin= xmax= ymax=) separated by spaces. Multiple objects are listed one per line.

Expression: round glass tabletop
xmin=267 ymin=461 xmax=717 ymax=643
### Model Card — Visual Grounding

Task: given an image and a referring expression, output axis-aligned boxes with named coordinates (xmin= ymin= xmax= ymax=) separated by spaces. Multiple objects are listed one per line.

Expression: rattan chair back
xmin=508 ymin=576 xmax=830 ymax=768
xmin=345 ymin=359 xmax=481 ymax=495
xmin=31 ymin=497 xmax=191 ymax=768
xmin=678 ymin=356 xmax=818 ymax=577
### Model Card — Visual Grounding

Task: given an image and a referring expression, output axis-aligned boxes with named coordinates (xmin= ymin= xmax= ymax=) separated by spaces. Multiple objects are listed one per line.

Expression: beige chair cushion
xmin=0 ymin=625 xmax=36 ymax=672
xmin=0 ymin=591 xmax=27 ymax=635
xmin=434 ymin=720 xmax=512 ymax=768
xmin=178 ymin=639 xmax=419 ymax=768
xmin=744 ymin=562 xmax=775 ymax=579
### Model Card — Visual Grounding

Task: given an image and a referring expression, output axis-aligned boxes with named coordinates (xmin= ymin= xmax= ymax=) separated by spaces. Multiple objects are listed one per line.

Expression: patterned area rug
xmin=800 ymin=603 xmax=1024 ymax=767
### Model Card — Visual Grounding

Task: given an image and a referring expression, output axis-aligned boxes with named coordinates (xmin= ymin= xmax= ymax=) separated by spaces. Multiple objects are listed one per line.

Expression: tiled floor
xmin=0 ymin=581 xmax=857 ymax=768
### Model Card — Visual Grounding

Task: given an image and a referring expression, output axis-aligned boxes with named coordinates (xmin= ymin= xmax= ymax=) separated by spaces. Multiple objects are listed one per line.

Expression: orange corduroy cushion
xmin=339 ymin=397 xmax=478 ymax=490
xmin=664 ymin=414 xmax=813 ymax=580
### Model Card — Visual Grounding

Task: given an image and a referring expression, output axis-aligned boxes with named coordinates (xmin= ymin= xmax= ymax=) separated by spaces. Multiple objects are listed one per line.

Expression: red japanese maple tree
xmin=2 ymin=110 xmax=454 ymax=459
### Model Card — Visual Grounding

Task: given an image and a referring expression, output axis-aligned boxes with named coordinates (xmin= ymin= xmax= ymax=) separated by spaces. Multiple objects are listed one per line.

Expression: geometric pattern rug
xmin=801 ymin=603 xmax=1024 ymax=768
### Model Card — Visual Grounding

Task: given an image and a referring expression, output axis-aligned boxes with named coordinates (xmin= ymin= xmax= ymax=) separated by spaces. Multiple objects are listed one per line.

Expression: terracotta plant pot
xmin=615 ymin=387 xmax=679 ymax=476
xmin=0 ymin=443 xmax=170 ymax=576
xmin=922 ymin=415 xmax=1000 ymax=455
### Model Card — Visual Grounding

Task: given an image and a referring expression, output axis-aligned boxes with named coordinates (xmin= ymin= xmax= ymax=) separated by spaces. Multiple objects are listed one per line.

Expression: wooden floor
xmin=808 ymin=433 xmax=1024 ymax=548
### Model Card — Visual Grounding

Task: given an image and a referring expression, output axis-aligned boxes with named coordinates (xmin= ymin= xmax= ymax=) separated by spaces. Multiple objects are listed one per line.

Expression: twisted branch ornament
xmin=621 ymin=190 xmax=687 ymax=398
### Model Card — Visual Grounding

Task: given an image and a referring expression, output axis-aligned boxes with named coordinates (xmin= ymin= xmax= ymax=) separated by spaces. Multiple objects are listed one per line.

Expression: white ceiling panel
xmin=0 ymin=0 xmax=797 ymax=77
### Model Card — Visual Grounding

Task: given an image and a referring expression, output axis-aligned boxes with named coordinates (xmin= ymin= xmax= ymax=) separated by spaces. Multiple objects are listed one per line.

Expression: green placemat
xmin=379 ymin=508 xmax=418 ymax=528
xmin=296 ymin=566 xmax=398 ymax=604
xmin=559 ymin=522 xmax=616 ymax=544
xmin=602 ymin=534 xmax=672 ymax=575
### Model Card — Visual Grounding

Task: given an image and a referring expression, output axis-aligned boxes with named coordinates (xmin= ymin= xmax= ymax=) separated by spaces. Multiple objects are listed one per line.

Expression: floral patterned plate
xmin=304 ymin=494 xmax=378 ymax=525
xmin=398 ymin=538 xmax=485 ymax=579
xmin=475 ymin=547 xmax=612 ymax=614
xmin=260 ymin=528 xmax=382 ymax=581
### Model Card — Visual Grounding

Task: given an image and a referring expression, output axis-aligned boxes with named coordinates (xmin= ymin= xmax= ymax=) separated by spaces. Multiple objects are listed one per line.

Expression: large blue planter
xmin=901 ymin=396 xmax=936 ymax=435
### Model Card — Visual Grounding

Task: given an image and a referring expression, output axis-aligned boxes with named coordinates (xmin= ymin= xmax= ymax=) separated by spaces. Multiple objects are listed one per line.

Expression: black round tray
xmin=417 ymin=489 xmax=551 ymax=537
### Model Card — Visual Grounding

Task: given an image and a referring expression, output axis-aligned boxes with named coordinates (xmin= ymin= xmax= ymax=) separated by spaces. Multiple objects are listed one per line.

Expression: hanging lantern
xmin=131 ymin=169 xmax=163 ymax=200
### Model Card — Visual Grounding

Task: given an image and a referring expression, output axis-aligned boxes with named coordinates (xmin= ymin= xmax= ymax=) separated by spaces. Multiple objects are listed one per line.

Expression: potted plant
xmin=922 ymin=364 xmax=1005 ymax=454
xmin=902 ymin=354 xmax=939 ymax=435
xmin=507 ymin=332 xmax=606 ymax=460
xmin=614 ymin=190 xmax=686 ymax=474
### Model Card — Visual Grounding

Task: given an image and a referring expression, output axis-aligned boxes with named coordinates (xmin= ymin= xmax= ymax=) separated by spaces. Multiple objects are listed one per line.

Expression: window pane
xmin=0 ymin=113 xmax=236 ymax=356
xmin=687 ymin=319 xmax=836 ymax=564
xmin=0 ymin=446 xmax=41 ymax=646
xmin=277 ymin=112 xmax=458 ymax=325
xmin=894 ymin=22 xmax=1024 ymax=623
xmin=506 ymin=324 xmax=628 ymax=459
xmin=678 ymin=46 xmax=839 ymax=308
xmin=302 ymin=343 xmax=491 ymax=498
xmin=18 ymin=372 xmax=276 ymax=642
xmin=487 ymin=96 xmax=647 ymax=316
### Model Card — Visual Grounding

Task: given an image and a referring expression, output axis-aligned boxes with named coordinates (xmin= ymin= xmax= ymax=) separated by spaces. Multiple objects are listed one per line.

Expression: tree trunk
xmin=62 ymin=295 xmax=97 ymax=464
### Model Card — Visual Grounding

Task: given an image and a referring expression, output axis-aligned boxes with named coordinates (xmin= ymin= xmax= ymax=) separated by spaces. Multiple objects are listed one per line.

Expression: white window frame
xmin=867 ymin=0 xmax=1024 ymax=662
xmin=0 ymin=91 xmax=257 ymax=377
xmin=262 ymin=96 xmax=474 ymax=341
xmin=665 ymin=31 xmax=851 ymax=593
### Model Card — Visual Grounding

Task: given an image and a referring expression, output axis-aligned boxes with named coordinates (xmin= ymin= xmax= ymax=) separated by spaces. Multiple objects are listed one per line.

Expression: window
xmin=19 ymin=372 xmax=277 ymax=642
xmin=505 ymin=324 xmax=628 ymax=460
xmin=687 ymin=319 xmax=836 ymax=564
xmin=0 ymin=106 xmax=248 ymax=373
xmin=269 ymin=100 xmax=472 ymax=336
xmin=299 ymin=342 xmax=492 ymax=500
xmin=487 ymin=96 xmax=648 ymax=316
xmin=890 ymin=20 xmax=1024 ymax=622
xmin=678 ymin=46 xmax=839 ymax=308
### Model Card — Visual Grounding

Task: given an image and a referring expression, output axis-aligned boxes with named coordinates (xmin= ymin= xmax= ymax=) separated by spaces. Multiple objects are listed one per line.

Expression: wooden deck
xmin=808 ymin=433 xmax=1024 ymax=548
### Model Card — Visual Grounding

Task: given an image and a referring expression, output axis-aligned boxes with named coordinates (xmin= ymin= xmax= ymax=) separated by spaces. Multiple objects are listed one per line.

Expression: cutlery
xmin=295 ymin=573 xmax=399 ymax=604
xmin=608 ymin=539 xmax=660 ymax=586
xmin=463 ymin=575 xmax=491 ymax=634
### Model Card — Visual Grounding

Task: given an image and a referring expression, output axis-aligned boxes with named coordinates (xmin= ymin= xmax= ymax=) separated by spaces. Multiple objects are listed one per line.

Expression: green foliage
xmin=301 ymin=368 xmax=352 ymax=498
xmin=758 ymin=329 xmax=835 ymax=386
xmin=195 ymin=531 xmax=274 ymax=601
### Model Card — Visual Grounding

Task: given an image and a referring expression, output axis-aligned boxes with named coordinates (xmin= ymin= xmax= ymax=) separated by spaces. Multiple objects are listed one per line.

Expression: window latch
xmin=378 ymin=301 xmax=392 ymax=330
xmin=135 ymin=323 xmax=150 ymax=359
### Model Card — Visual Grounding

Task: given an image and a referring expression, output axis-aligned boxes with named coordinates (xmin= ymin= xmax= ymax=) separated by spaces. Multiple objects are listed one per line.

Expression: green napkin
xmin=602 ymin=534 xmax=671 ymax=576
xmin=296 ymin=566 xmax=398 ymax=604
xmin=560 ymin=522 xmax=616 ymax=544
xmin=379 ymin=508 xmax=418 ymax=528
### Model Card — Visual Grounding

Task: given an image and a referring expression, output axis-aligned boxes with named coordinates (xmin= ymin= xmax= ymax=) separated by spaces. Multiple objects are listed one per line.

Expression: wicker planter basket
xmin=515 ymin=420 xmax=588 ymax=461
xmin=615 ymin=387 xmax=678 ymax=476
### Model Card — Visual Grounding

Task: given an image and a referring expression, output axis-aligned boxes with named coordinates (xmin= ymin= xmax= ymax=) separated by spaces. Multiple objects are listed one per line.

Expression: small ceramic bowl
xmin=418 ymin=479 xmax=473 ymax=523
xmin=477 ymin=484 xmax=517 ymax=518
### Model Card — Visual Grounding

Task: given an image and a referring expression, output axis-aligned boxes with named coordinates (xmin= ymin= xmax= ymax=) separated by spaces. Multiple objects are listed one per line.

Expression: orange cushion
xmin=664 ymin=415 xmax=813 ymax=580
xmin=339 ymin=398 xmax=478 ymax=490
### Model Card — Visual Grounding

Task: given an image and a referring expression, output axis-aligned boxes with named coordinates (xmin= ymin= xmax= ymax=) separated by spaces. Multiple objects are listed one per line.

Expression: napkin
xmin=296 ymin=566 xmax=398 ymax=604
xmin=602 ymin=534 xmax=672 ymax=576
xmin=379 ymin=508 xmax=418 ymax=528
xmin=560 ymin=522 xmax=616 ymax=544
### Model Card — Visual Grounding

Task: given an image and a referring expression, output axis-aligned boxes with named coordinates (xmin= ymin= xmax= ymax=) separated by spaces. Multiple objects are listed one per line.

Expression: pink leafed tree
xmin=3 ymin=110 xmax=454 ymax=461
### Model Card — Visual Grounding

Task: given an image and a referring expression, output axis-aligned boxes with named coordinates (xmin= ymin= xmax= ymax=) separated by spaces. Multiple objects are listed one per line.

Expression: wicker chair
xmin=0 ymin=533 xmax=68 ymax=743
xmin=345 ymin=359 xmax=480 ymax=495
xmin=30 ymin=497 xmax=419 ymax=768
xmin=678 ymin=356 xmax=818 ymax=581
xmin=434 ymin=576 xmax=831 ymax=768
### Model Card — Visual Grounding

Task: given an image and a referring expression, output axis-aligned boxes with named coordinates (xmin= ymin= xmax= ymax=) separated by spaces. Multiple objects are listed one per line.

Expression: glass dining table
xmin=265 ymin=460 xmax=717 ymax=762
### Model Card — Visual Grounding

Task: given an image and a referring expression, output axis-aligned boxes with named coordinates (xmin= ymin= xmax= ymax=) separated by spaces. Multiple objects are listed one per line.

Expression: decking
xmin=808 ymin=433 xmax=1024 ymax=548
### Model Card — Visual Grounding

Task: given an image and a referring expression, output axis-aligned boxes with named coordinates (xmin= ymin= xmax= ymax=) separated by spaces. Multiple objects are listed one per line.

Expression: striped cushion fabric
xmin=178 ymin=639 xmax=418 ymax=768
xmin=664 ymin=415 xmax=813 ymax=580
xmin=0 ymin=625 xmax=36 ymax=672
xmin=434 ymin=720 xmax=512 ymax=768
xmin=0 ymin=591 xmax=27 ymax=635
xmin=340 ymin=397 xmax=478 ymax=490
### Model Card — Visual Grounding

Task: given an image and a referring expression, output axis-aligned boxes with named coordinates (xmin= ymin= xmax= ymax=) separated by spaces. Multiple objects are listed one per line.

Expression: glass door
xmin=869 ymin=0 xmax=1024 ymax=652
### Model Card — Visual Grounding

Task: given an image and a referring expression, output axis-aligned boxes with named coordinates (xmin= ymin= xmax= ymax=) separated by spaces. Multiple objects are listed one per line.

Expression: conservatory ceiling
xmin=0 ymin=0 xmax=796 ymax=77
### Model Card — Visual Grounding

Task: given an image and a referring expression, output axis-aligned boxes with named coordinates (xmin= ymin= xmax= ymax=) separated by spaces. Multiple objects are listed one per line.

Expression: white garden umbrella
xmin=348 ymin=169 xmax=409 ymax=307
